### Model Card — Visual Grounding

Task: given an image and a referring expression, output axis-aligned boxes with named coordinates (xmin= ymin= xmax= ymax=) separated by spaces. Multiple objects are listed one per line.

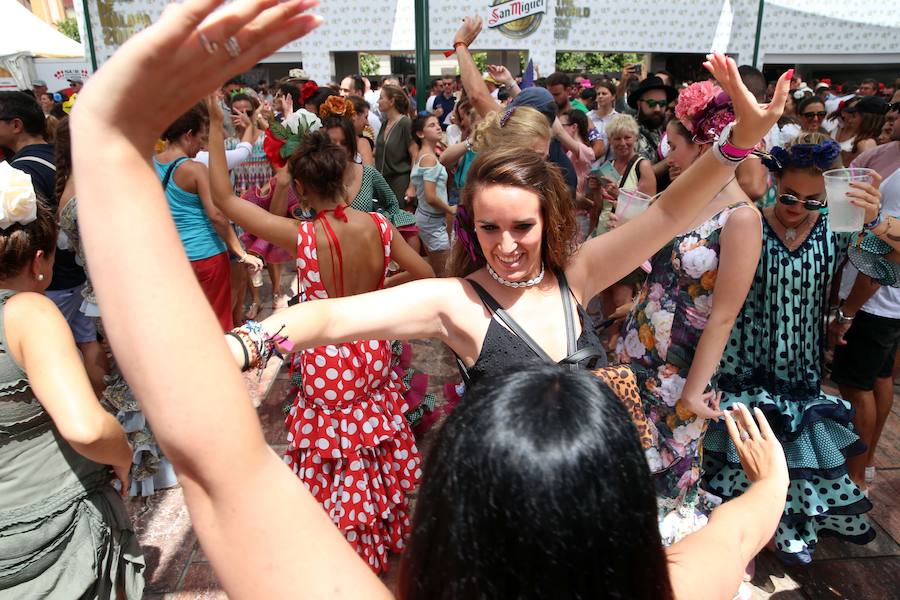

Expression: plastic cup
xmin=824 ymin=168 xmax=874 ymax=232
xmin=250 ymin=267 xmax=264 ymax=288
xmin=615 ymin=188 xmax=653 ymax=223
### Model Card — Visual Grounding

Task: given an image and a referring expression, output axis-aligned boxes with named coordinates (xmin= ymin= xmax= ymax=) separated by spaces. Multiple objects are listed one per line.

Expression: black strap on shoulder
xmin=558 ymin=271 xmax=577 ymax=357
xmin=161 ymin=157 xmax=189 ymax=191
xmin=619 ymin=155 xmax=641 ymax=188
xmin=467 ymin=279 xmax=553 ymax=363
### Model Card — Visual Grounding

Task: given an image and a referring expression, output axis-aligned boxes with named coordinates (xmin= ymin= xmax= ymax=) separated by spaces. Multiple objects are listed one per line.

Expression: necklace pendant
xmin=785 ymin=227 xmax=797 ymax=242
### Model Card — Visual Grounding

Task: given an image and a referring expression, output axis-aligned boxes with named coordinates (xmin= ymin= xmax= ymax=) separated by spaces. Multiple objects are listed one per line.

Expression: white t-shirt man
xmin=839 ymin=169 xmax=900 ymax=318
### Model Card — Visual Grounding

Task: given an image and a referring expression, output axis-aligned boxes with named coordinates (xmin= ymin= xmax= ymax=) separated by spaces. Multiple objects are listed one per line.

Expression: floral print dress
xmin=617 ymin=202 xmax=754 ymax=545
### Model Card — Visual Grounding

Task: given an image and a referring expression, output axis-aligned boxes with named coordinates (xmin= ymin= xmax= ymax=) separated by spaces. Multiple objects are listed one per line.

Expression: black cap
xmin=627 ymin=75 xmax=677 ymax=109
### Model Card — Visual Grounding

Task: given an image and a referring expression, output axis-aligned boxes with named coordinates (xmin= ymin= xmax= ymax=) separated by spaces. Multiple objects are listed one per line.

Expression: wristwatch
xmin=836 ymin=307 xmax=855 ymax=324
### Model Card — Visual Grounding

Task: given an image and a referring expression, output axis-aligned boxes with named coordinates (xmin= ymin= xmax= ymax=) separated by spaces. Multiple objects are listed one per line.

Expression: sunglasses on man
xmin=890 ymin=102 xmax=900 ymax=113
xmin=640 ymin=99 xmax=668 ymax=109
xmin=778 ymin=193 xmax=826 ymax=211
xmin=801 ymin=111 xmax=827 ymax=119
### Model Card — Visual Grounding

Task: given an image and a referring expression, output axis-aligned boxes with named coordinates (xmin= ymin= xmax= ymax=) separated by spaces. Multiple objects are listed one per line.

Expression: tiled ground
xmin=130 ymin=281 xmax=900 ymax=599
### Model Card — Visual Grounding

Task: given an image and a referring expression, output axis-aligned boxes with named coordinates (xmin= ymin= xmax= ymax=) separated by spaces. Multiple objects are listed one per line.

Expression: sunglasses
xmin=801 ymin=111 xmax=827 ymax=119
xmin=640 ymin=99 xmax=669 ymax=108
xmin=890 ymin=102 xmax=900 ymax=113
xmin=778 ymin=193 xmax=826 ymax=210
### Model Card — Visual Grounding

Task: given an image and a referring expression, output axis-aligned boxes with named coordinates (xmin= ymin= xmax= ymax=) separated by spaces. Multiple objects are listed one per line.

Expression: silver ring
xmin=740 ymin=430 xmax=750 ymax=441
xmin=224 ymin=36 xmax=241 ymax=58
xmin=198 ymin=32 xmax=218 ymax=54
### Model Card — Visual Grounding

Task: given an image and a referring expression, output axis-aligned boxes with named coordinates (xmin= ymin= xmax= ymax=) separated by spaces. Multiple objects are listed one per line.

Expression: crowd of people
xmin=1 ymin=1 xmax=899 ymax=598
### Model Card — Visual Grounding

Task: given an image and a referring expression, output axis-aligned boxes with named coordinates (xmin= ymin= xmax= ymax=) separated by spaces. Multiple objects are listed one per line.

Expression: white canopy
xmin=1 ymin=0 xmax=84 ymax=58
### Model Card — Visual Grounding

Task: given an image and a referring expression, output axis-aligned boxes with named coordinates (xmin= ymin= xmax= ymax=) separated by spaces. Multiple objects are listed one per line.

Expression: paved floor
xmin=131 ymin=299 xmax=900 ymax=599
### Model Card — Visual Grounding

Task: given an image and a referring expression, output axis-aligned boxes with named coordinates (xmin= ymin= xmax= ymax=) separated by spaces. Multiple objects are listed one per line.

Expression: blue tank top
xmin=153 ymin=157 xmax=226 ymax=261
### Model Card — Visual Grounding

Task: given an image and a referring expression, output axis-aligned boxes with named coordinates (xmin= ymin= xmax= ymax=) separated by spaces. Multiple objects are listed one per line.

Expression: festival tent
xmin=0 ymin=0 xmax=84 ymax=89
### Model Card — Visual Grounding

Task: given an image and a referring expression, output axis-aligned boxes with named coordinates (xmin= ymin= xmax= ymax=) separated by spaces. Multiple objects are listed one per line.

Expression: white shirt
xmin=839 ymin=169 xmax=900 ymax=318
xmin=367 ymin=110 xmax=382 ymax=139
xmin=193 ymin=142 xmax=253 ymax=169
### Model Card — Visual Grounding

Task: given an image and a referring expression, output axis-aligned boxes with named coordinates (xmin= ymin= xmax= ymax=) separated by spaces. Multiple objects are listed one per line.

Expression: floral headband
xmin=319 ymin=96 xmax=356 ymax=120
xmin=760 ymin=140 xmax=841 ymax=172
xmin=0 ymin=162 xmax=38 ymax=230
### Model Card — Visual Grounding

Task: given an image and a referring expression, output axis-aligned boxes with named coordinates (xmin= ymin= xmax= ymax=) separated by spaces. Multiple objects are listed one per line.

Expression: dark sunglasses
xmin=890 ymin=102 xmax=900 ymax=113
xmin=778 ymin=193 xmax=826 ymax=210
xmin=801 ymin=111 xmax=827 ymax=119
xmin=640 ymin=99 xmax=668 ymax=108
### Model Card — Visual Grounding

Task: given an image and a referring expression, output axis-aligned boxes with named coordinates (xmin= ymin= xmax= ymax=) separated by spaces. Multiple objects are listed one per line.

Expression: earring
xmin=37 ymin=274 xmax=45 ymax=281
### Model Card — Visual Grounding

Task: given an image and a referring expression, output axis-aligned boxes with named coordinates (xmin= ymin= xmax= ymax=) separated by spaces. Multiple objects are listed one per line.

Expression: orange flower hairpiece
xmin=319 ymin=96 xmax=355 ymax=119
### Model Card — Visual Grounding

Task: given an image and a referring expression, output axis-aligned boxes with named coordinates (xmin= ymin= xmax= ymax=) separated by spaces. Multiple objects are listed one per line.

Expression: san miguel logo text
xmin=487 ymin=0 xmax=546 ymax=39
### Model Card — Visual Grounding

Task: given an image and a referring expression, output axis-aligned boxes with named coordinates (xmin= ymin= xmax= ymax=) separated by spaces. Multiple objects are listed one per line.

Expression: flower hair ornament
xmin=453 ymin=205 xmax=484 ymax=266
xmin=675 ymin=80 xmax=735 ymax=144
xmin=0 ymin=162 xmax=38 ymax=230
xmin=262 ymin=109 xmax=323 ymax=169
xmin=319 ymin=96 xmax=356 ymax=120
xmin=759 ymin=140 xmax=841 ymax=173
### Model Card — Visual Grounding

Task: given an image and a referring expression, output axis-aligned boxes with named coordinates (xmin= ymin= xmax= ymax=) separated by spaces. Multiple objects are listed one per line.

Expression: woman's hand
xmin=275 ymin=165 xmax=292 ymax=189
xmin=486 ymin=64 xmax=513 ymax=87
xmin=725 ymin=403 xmax=788 ymax=485
xmin=207 ymin=94 xmax=225 ymax=125
xmin=112 ymin=462 xmax=131 ymax=498
xmin=679 ymin=389 xmax=724 ymax=420
xmin=847 ymin=171 xmax=883 ymax=223
xmin=702 ymin=53 xmax=790 ymax=149
xmin=73 ymin=0 xmax=322 ymax=149
xmin=232 ymin=107 xmax=253 ymax=132
xmin=454 ymin=15 xmax=483 ymax=48
xmin=239 ymin=252 xmax=264 ymax=272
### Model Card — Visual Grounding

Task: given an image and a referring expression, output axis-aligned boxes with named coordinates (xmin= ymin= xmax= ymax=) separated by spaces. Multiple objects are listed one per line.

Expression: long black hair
xmin=398 ymin=365 xmax=674 ymax=600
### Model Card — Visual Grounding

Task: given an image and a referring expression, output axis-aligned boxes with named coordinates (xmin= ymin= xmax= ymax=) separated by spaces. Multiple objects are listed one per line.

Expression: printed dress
xmin=703 ymin=215 xmax=875 ymax=564
xmin=617 ymin=203 xmax=754 ymax=545
xmin=282 ymin=210 xmax=421 ymax=573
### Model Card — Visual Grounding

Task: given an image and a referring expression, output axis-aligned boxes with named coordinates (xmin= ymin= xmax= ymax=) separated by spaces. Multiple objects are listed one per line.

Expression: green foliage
xmin=555 ymin=52 xmax=644 ymax=75
xmin=359 ymin=53 xmax=380 ymax=77
xmin=472 ymin=52 xmax=487 ymax=75
xmin=56 ymin=16 xmax=81 ymax=43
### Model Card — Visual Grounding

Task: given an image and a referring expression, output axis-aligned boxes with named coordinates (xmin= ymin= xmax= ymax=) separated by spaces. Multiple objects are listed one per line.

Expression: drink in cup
xmin=250 ymin=265 xmax=264 ymax=287
xmin=824 ymin=168 xmax=874 ymax=232
xmin=615 ymin=188 xmax=652 ymax=223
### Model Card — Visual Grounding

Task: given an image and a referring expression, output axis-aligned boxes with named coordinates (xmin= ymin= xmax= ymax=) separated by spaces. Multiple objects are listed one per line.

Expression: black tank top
xmin=459 ymin=271 xmax=606 ymax=386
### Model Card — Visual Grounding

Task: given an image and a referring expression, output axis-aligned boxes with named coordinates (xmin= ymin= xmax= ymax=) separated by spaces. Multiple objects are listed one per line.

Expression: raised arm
xmin=567 ymin=55 xmax=791 ymax=303
xmin=71 ymin=1 xmax=391 ymax=597
xmin=667 ymin=403 xmax=789 ymax=600
xmin=453 ymin=17 xmax=501 ymax=118
xmin=207 ymin=98 xmax=297 ymax=254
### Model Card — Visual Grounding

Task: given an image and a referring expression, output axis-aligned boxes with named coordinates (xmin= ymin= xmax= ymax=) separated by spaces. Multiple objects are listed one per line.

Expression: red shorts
xmin=191 ymin=252 xmax=233 ymax=331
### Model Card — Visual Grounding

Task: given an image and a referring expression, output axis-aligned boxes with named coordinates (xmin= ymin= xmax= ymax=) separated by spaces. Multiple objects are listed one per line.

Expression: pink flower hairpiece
xmin=675 ymin=81 xmax=735 ymax=144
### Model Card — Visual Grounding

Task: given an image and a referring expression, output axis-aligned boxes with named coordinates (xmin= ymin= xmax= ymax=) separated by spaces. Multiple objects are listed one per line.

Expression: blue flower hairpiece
xmin=760 ymin=139 xmax=841 ymax=172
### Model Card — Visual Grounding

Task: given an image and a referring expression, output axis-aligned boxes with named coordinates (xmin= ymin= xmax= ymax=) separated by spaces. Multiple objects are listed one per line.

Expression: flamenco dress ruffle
xmin=703 ymin=380 xmax=873 ymax=564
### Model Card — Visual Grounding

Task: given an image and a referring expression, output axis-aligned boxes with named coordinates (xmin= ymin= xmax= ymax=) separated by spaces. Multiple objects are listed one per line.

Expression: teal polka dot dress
xmin=702 ymin=215 xmax=875 ymax=564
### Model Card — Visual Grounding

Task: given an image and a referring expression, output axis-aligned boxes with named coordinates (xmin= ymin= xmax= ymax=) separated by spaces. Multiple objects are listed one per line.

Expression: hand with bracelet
xmin=453 ymin=15 xmax=483 ymax=52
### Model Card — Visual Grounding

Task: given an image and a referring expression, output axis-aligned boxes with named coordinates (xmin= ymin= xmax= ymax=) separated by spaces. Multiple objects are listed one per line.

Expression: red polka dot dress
xmin=283 ymin=210 xmax=422 ymax=574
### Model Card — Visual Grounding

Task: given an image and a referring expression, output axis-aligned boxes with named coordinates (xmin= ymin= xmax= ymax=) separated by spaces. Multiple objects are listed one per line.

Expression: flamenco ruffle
xmin=282 ymin=387 xmax=421 ymax=574
xmin=702 ymin=388 xmax=874 ymax=564
xmin=390 ymin=341 xmax=438 ymax=436
xmin=101 ymin=374 xmax=178 ymax=497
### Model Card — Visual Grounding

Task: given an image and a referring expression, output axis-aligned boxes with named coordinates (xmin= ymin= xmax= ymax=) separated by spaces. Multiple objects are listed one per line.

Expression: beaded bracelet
xmin=864 ymin=212 xmax=884 ymax=230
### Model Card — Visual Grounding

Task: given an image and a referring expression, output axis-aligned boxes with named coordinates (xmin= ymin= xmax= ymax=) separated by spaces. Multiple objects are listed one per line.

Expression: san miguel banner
xmin=487 ymin=0 xmax=547 ymax=39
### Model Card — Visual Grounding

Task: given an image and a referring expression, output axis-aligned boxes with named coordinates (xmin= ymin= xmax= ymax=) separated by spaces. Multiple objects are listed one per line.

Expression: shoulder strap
xmin=12 ymin=155 xmax=56 ymax=171
xmin=619 ymin=155 xmax=640 ymax=188
xmin=161 ymin=157 xmax=189 ymax=191
xmin=466 ymin=279 xmax=553 ymax=363
xmin=557 ymin=270 xmax=577 ymax=356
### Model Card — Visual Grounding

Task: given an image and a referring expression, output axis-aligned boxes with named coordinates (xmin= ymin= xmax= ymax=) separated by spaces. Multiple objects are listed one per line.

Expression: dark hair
xmin=286 ymin=130 xmax=347 ymax=200
xmin=860 ymin=78 xmax=878 ymax=88
xmin=349 ymin=75 xmax=365 ymax=95
xmin=580 ymin=87 xmax=597 ymax=102
xmin=411 ymin=114 xmax=438 ymax=148
xmin=229 ymin=92 xmax=260 ymax=113
xmin=0 ymin=193 xmax=57 ymax=280
xmin=53 ymin=117 xmax=72 ymax=204
xmin=566 ymin=109 xmax=590 ymax=145
xmin=277 ymin=83 xmax=301 ymax=108
xmin=595 ymin=79 xmax=616 ymax=97
xmin=546 ymin=72 xmax=572 ymax=88
xmin=161 ymin=102 xmax=209 ymax=142
xmin=381 ymin=84 xmax=410 ymax=114
xmin=667 ymin=118 xmax=693 ymax=144
xmin=322 ymin=115 xmax=358 ymax=159
xmin=305 ymin=88 xmax=338 ymax=115
xmin=797 ymin=95 xmax=825 ymax=114
xmin=450 ymin=147 xmax=575 ymax=277
xmin=738 ymin=65 xmax=767 ymax=103
xmin=0 ymin=91 xmax=46 ymax=136
xmin=398 ymin=365 xmax=673 ymax=600
xmin=348 ymin=96 xmax=370 ymax=115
